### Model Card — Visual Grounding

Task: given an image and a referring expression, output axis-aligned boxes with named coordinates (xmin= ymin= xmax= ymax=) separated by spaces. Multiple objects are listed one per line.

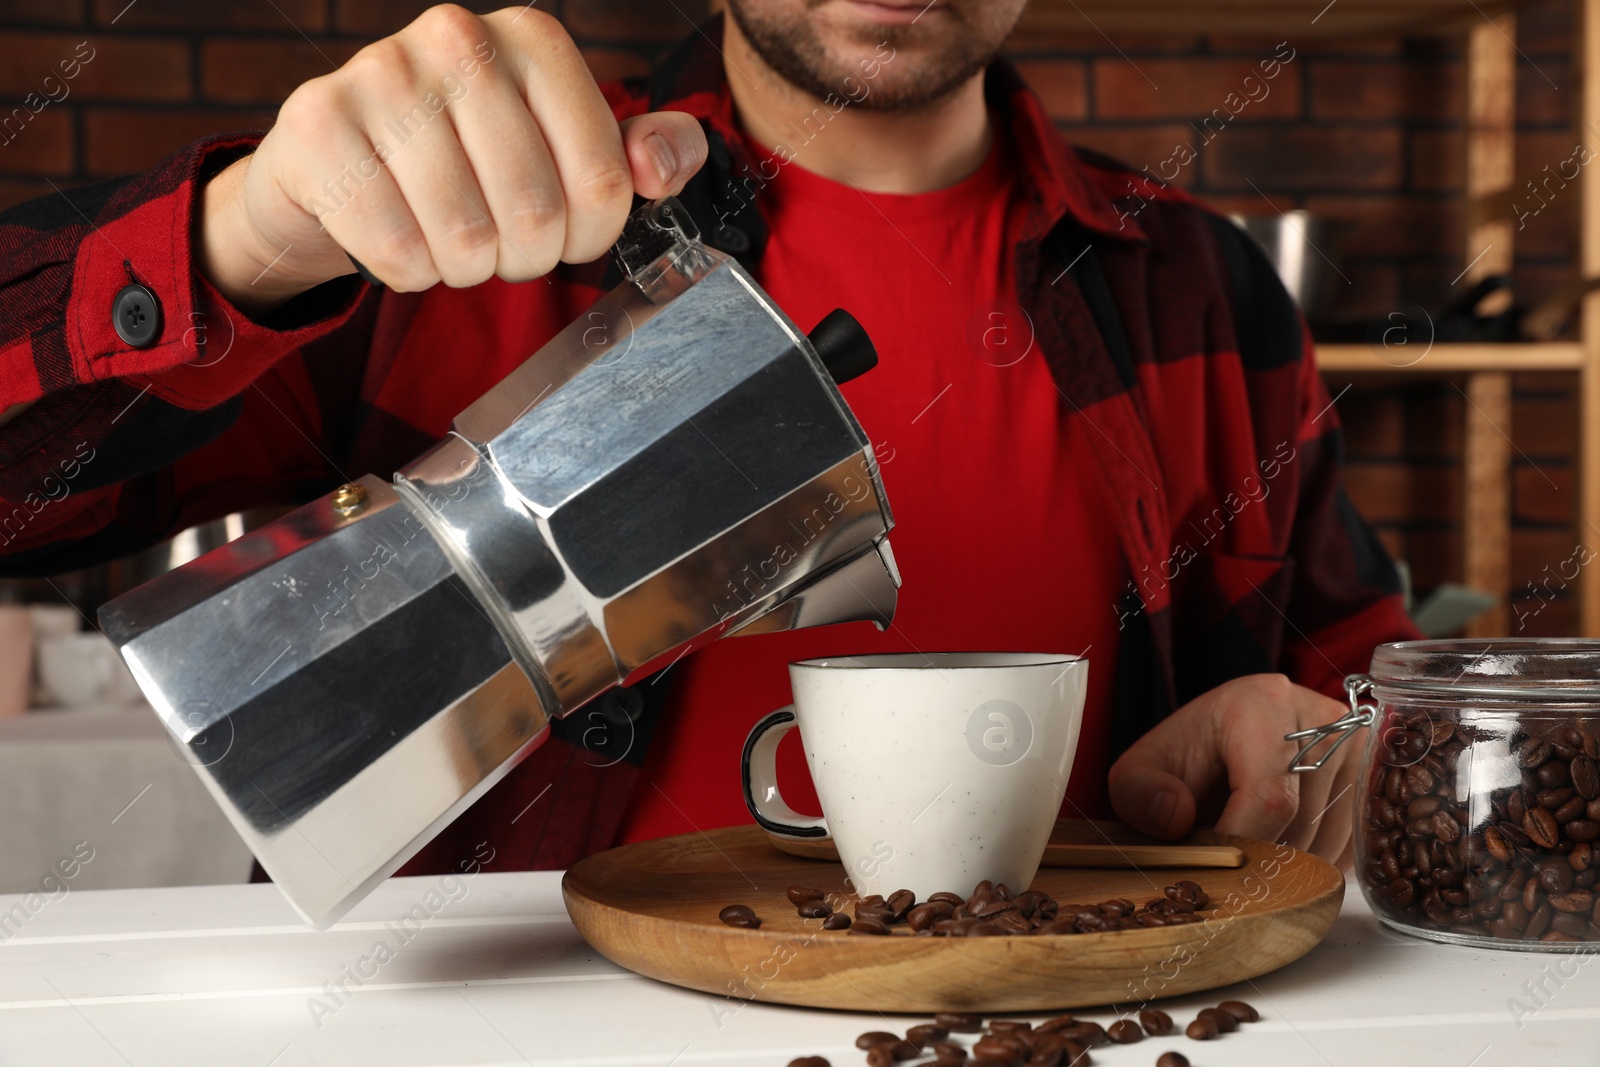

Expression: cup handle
xmin=741 ymin=706 xmax=829 ymax=840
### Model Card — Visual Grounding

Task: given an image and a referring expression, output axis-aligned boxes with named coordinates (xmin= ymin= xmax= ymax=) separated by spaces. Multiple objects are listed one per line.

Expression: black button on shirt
xmin=112 ymin=283 xmax=160 ymax=347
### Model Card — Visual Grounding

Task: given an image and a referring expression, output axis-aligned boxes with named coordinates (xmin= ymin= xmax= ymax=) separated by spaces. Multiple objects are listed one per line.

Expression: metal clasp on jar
xmin=1285 ymin=674 xmax=1378 ymax=772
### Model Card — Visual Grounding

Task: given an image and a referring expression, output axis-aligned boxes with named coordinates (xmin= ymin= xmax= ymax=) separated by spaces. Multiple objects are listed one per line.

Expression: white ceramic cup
xmin=741 ymin=651 xmax=1088 ymax=900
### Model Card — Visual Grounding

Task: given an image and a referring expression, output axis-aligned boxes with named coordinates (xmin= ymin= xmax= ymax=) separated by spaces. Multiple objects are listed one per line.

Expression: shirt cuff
xmin=67 ymin=130 xmax=371 ymax=412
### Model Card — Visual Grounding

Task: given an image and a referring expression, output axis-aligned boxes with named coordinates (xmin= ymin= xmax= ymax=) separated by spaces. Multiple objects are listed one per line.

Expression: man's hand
xmin=1107 ymin=674 xmax=1359 ymax=866
xmin=200 ymin=4 xmax=709 ymax=315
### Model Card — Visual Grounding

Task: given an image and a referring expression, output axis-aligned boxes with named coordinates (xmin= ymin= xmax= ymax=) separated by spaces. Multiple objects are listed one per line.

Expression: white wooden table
xmin=2 ymin=869 xmax=1596 ymax=1066
xmin=0 ymin=706 xmax=252 ymax=893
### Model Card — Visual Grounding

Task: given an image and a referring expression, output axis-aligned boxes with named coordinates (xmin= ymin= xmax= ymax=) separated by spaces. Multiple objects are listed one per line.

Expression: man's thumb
xmin=619 ymin=111 xmax=708 ymax=198
xmin=1107 ymin=759 xmax=1197 ymax=840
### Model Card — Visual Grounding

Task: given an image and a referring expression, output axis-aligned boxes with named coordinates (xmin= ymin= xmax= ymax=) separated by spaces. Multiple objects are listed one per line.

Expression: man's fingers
xmin=1215 ymin=764 xmax=1302 ymax=845
xmin=446 ymin=57 xmax=566 ymax=281
xmin=1307 ymin=750 xmax=1361 ymax=862
xmin=493 ymin=8 xmax=632 ymax=263
xmin=1107 ymin=760 xmax=1198 ymax=840
xmin=272 ymin=79 xmax=440 ymax=291
xmin=619 ymin=112 xmax=709 ymax=198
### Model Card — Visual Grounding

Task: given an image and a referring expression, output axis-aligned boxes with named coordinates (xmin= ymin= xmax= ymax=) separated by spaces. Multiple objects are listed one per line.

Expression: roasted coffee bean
xmin=887 ymin=1040 xmax=920 ymax=1060
xmin=822 ymin=912 xmax=851 ymax=930
xmin=930 ymin=1041 xmax=968 ymax=1065
xmin=973 ymin=1035 xmax=1027 ymax=1062
xmin=1137 ymin=1008 xmax=1173 ymax=1035
xmin=906 ymin=1025 xmax=948 ymax=1048
xmin=850 ymin=917 xmax=890 ymax=936
xmin=1537 ymin=858 xmax=1575 ymax=894
xmin=865 ymin=1047 xmax=895 ymax=1067
xmin=995 ymin=912 xmax=1033 ymax=934
xmin=1540 ymin=787 xmax=1576 ymax=811
xmin=927 ymin=892 xmax=965 ymax=907
xmin=936 ymin=1012 xmax=984 ymax=1033
xmin=1061 ymin=1021 xmax=1106 ymax=1046
xmin=856 ymin=1032 xmax=900 ymax=1050
xmin=787 ymin=886 xmax=824 ymax=906
xmin=1058 ymin=1039 xmax=1090 ymax=1065
xmin=1519 ymin=739 xmax=1554 ymax=768
xmin=1551 ymin=891 xmax=1594 ymax=913
xmin=718 ymin=905 xmax=759 ymax=928
xmin=1432 ymin=810 xmax=1462 ymax=843
xmin=1218 ymin=999 xmax=1259 ymax=1022
xmin=908 ymin=902 xmax=954 ymax=931
xmin=1156 ymin=1054 xmax=1190 ymax=1067
xmin=1539 ymin=759 xmax=1573 ymax=789
xmin=973 ymin=898 xmax=1016 ymax=919
xmin=1508 ymin=788 xmax=1529 ymax=823
xmin=1568 ymin=820 xmax=1600 ymax=843
xmin=1013 ymin=890 xmax=1047 ymax=919
xmin=1106 ymin=1020 xmax=1142 ymax=1044
xmin=1551 ymin=911 xmax=1591 ymax=937
xmin=797 ymin=900 xmax=832 ymax=919
xmin=1527 ymin=807 xmax=1562 ymax=849
xmin=1407 ymin=794 xmax=1443 ymax=819
xmin=1035 ymin=1015 xmax=1076 ymax=1034
xmin=1554 ymin=796 xmax=1587 ymax=824
xmin=787 ymin=1058 xmax=830 ymax=1067
xmin=1184 ymin=1016 xmax=1218 ymax=1040
xmin=1484 ymin=825 xmax=1513 ymax=862
xmin=1573 ymin=756 xmax=1600 ymax=800
xmin=1197 ymin=1007 xmax=1237 ymax=1033
xmin=988 ymin=1020 xmax=1033 ymax=1033
xmin=887 ymin=889 xmax=917 ymax=922
xmin=1406 ymin=763 xmax=1437 ymax=795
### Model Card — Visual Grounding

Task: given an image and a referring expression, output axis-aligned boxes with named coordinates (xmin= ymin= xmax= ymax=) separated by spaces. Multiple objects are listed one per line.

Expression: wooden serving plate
xmin=562 ymin=819 xmax=1344 ymax=1012
xmin=765 ymin=822 xmax=1246 ymax=869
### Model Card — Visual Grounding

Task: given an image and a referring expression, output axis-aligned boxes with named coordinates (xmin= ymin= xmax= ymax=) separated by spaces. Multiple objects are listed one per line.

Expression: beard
xmin=725 ymin=0 xmax=1022 ymax=113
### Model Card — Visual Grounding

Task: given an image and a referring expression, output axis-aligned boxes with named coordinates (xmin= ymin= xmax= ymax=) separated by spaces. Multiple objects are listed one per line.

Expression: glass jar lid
xmin=1369 ymin=638 xmax=1600 ymax=701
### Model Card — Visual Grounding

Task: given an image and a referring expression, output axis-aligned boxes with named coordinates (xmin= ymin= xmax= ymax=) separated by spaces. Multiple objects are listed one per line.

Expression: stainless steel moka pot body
xmin=99 ymin=198 xmax=900 ymax=928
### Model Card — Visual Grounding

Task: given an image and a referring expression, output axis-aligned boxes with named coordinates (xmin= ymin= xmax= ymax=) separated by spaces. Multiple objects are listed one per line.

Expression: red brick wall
xmin=0 ymin=0 xmax=1583 ymax=632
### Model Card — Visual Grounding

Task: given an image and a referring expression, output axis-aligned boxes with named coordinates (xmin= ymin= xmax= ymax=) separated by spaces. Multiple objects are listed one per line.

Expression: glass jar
xmin=1303 ymin=639 xmax=1600 ymax=951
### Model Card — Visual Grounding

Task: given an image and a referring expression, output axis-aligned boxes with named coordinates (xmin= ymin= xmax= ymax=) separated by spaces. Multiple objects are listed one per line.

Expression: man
xmin=0 ymin=1 xmax=1415 ymax=873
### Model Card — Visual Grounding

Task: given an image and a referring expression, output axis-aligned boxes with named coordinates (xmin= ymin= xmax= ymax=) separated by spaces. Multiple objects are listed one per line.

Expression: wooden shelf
xmin=1316 ymin=342 xmax=1585 ymax=374
xmin=1018 ymin=0 xmax=1522 ymax=38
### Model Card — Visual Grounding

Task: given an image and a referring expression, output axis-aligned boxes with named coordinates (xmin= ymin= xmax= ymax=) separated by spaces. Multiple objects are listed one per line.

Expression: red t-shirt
xmin=615 ymin=121 xmax=1128 ymax=843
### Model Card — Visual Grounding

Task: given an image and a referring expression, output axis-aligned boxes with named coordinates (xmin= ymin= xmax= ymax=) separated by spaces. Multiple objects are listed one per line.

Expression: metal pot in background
xmin=1228 ymin=211 xmax=1350 ymax=325
xmin=110 ymin=509 xmax=290 ymax=596
xmin=4 ymin=511 xmax=290 ymax=709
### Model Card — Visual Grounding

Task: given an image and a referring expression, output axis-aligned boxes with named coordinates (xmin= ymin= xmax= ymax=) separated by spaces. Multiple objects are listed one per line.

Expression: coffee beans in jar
xmin=1339 ymin=640 xmax=1600 ymax=949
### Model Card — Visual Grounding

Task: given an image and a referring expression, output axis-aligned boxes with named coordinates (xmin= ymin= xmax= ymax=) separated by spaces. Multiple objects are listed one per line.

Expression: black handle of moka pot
xmin=807 ymin=308 xmax=878 ymax=386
